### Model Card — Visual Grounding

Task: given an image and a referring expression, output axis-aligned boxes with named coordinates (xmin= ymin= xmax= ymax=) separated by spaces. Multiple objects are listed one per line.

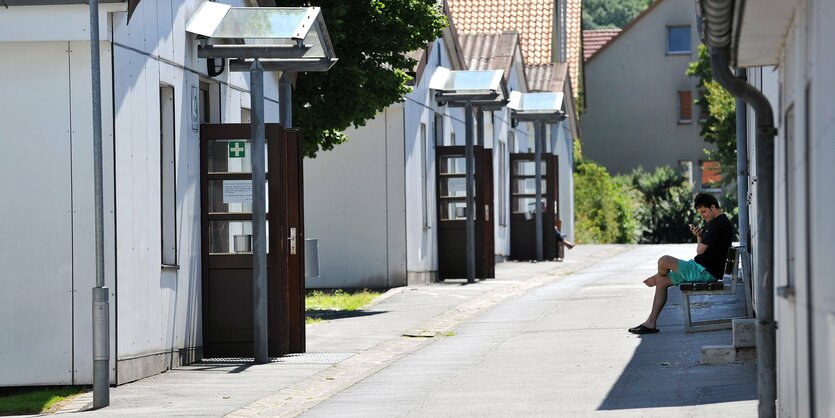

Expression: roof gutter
xmin=696 ymin=1 xmax=777 ymax=417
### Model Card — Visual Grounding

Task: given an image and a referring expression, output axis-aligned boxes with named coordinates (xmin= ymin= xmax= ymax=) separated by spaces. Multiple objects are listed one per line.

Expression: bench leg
xmin=682 ymin=291 xmax=693 ymax=333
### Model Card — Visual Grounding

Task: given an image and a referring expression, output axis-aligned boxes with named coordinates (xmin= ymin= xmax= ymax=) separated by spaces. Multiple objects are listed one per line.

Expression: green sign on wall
xmin=228 ymin=141 xmax=247 ymax=158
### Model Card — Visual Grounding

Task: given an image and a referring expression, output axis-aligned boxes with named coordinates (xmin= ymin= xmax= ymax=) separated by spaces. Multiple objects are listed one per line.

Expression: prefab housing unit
xmin=0 ymin=0 xmax=283 ymax=385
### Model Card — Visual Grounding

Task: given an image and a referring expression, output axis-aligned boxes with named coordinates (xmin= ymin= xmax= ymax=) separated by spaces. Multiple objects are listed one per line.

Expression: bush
xmin=618 ymin=166 xmax=700 ymax=243
xmin=573 ymin=158 xmax=640 ymax=244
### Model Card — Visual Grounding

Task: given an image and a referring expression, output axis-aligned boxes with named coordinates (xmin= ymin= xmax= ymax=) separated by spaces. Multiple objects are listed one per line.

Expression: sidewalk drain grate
xmin=200 ymin=352 xmax=356 ymax=365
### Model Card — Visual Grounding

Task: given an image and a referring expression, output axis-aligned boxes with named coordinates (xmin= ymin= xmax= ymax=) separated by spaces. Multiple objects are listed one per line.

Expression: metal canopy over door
xmin=509 ymin=153 xmax=557 ymax=261
xmin=200 ymin=123 xmax=305 ymax=358
xmin=436 ymin=145 xmax=494 ymax=280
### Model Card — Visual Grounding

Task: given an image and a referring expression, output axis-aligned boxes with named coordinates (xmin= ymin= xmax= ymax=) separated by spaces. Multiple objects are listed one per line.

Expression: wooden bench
xmin=679 ymin=247 xmax=753 ymax=332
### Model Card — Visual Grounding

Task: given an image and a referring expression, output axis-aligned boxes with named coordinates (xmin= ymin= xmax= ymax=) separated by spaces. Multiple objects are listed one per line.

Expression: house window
xmin=667 ymin=26 xmax=691 ymax=54
xmin=678 ymin=90 xmax=692 ymax=123
xmin=421 ymin=122 xmax=430 ymax=229
xmin=160 ymin=85 xmax=177 ymax=266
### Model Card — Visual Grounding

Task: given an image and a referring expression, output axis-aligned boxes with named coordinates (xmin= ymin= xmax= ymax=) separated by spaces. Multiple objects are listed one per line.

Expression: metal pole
xmin=89 ymin=0 xmax=110 ymax=408
xmin=476 ymin=108 xmax=484 ymax=147
xmin=250 ymin=59 xmax=269 ymax=364
xmin=465 ymin=101 xmax=476 ymax=283
xmin=534 ymin=121 xmax=544 ymax=261
xmin=735 ymin=68 xmax=750 ymax=251
xmin=279 ymin=72 xmax=292 ymax=128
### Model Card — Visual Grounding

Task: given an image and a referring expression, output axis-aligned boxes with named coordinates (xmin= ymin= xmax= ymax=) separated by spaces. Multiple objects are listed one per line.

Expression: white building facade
xmin=0 ymin=0 xmax=280 ymax=385
xmin=704 ymin=0 xmax=835 ymax=415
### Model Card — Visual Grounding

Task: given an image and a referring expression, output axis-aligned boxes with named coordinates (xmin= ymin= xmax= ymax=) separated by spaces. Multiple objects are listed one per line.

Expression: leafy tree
xmin=582 ymin=0 xmax=652 ymax=30
xmin=686 ymin=44 xmax=737 ymax=183
xmin=618 ymin=166 xmax=699 ymax=244
xmin=282 ymin=0 xmax=447 ymax=157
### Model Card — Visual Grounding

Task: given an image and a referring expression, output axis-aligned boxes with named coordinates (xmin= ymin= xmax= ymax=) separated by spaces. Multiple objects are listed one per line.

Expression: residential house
xmin=303 ymin=19 xmax=469 ymax=288
xmin=582 ymin=0 xmax=713 ymax=188
xmin=304 ymin=18 xmax=533 ymax=287
xmin=447 ymin=0 xmax=582 ymax=241
xmin=0 ymin=0 xmax=289 ymax=385
xmin=697 ymin=0 xmax=835 ymax=415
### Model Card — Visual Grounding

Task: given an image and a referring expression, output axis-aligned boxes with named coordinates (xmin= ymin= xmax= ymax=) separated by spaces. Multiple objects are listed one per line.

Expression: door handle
xmin=288 ymin=227 xmax=297 ymax=255
xmin=485 ymin=204 xmax=490 ymax=221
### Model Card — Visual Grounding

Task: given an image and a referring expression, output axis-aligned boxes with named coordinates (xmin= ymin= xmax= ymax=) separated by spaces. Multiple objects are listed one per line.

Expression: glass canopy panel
xmin=509 ymin=91 xmax=564 ymax=113
xmin=520 ymin=93 xmax=562 ymax=112
xmin=436 ymin=70 xmax=502 ymax=93
xmin=213 ymin=8 xmax=309 ymax=39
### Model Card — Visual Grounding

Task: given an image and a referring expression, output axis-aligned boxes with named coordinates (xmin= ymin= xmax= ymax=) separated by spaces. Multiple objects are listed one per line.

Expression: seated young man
xmin=628 ymin=193 xmax=734 ymax=334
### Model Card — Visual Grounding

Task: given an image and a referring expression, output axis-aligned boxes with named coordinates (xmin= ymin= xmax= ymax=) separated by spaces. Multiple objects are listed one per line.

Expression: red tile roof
xmin=583 ymin=29 xmax=621 ymax=62
xmin=565 ymin=0 xmax=582 ymax=98
xmin=448 ymin=0 xmax=554 ymax=65
xmin=447 ymin=0 xmax=583 ymax=98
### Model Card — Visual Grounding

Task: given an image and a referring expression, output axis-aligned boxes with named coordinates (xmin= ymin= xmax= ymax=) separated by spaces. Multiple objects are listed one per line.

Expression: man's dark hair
xmin=694 ymin=193 xmax=720 ymax=209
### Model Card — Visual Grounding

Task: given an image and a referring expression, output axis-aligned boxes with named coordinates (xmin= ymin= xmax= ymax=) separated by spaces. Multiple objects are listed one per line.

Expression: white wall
xmin=749 ymin=1 xmax=835 ymax=415
xmin=0 ymin=40 xmax=116 ymax=386
xmin=403 ymin=39 xmax=467 ymax=283
xmin=304 ymin=107 xmax=407 ymax=289
xmin=110 ymin=0 xmax=280 ymax=383
xmin=0 ymin=0 xmax=282 ymax=385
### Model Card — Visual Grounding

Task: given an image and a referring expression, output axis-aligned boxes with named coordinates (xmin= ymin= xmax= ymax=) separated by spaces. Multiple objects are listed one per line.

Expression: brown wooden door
xmin=269 ymin=125 xmax=306 ymax=354
xmin=436 ymin=146 xmax=485 ymax=280
xmin=509 ymin=153 xmax=556 ymax=261
xmin=200 ymin=123 xmax=305 ymax=358
xmin=480 ymin=148 xmax=495 ymax=278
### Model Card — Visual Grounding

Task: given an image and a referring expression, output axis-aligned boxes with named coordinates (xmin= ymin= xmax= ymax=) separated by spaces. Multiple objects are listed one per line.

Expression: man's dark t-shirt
xmin=694 ymin=213 xmax=734 ymax=279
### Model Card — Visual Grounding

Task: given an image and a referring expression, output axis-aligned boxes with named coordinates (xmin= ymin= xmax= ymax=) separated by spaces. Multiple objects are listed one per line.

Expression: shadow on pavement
xmin=306 ymin=309 xmax=387 ymax=320
xmin=598 ymin=288 xmax=757 ymax=410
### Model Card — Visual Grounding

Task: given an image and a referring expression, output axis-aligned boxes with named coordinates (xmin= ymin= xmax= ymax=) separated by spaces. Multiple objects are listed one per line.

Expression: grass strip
xmin=0 ymin=386 xmax=83 ymax=415
xmin=305 ymin=289 xmax=382 ymax=324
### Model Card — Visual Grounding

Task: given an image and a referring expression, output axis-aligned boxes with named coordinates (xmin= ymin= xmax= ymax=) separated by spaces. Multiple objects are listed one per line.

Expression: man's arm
xmin=691 ymin=224 xmax=709 ymax=255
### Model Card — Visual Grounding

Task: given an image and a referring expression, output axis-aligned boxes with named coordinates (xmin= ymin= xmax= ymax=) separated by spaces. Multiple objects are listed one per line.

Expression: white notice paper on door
xmin=223 ymin=180 xmax=253 ymax=204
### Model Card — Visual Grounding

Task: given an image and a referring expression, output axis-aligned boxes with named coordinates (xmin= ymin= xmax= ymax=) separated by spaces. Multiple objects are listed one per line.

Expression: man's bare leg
xmin=643 ymin=275 xmax=673 ymax=329
xmin=641 ymin=255 xmax=679 ymax=329
xmin=643 ymin=255 xmax=679 ymax=287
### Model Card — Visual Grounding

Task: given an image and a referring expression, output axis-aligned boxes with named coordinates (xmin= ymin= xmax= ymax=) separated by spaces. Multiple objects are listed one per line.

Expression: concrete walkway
xmin=54 ymin=244 xmax=756 ymax=417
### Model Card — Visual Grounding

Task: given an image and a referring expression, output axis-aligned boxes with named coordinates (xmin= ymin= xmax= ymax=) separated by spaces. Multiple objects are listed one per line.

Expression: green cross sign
xmin=228 ymin=141 xmax=247 ymax=158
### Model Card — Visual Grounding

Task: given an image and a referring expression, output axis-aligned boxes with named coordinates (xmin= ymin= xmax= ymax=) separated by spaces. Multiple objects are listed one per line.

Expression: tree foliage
xmin=283 ymin=0 xmax=447 ymax=157
xmin=618 ymin=166 xmax=699 ymax=244
xmin=573 ymin=139 xmax=639 ymax=244
xmin=686 ymin=44 xmax=737 ymax=183
xmin=582 ymin=0 xmax=652 ymax=30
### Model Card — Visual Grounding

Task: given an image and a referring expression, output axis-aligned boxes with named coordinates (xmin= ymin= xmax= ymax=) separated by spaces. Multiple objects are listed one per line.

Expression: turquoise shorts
xmin=668 ymin=259 xmax=717 ymax=286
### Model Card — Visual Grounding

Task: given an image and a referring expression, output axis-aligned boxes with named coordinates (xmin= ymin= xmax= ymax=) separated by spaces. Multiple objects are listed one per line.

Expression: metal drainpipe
xmin=734 ymin=68 xmax=751 ymax=279
xmin=709 ymin=47 xmax=777 ymax=417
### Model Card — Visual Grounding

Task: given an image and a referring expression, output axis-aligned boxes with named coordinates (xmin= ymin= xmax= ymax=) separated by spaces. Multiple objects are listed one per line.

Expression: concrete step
xmin=701 ymin=344 xmax=757 ymax=365
xmin=733 ymin=318 xmax=757 ymax=348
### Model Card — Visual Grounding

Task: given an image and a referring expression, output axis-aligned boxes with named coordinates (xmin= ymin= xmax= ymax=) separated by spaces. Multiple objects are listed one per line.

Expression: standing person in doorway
xmin=628 ymin=193 xmax=734 ymax=334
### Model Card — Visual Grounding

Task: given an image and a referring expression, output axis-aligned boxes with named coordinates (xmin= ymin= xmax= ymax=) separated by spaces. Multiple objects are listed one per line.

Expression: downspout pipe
xmin=734 ymin=68 xmax=751 ymax=276
xmin=710 ymin=47 xmax=777 ymax=418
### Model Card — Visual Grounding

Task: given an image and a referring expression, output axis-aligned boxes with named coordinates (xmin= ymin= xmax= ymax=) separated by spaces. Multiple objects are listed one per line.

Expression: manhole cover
xmin=200 ymin=352 xmax=355 ymax=365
